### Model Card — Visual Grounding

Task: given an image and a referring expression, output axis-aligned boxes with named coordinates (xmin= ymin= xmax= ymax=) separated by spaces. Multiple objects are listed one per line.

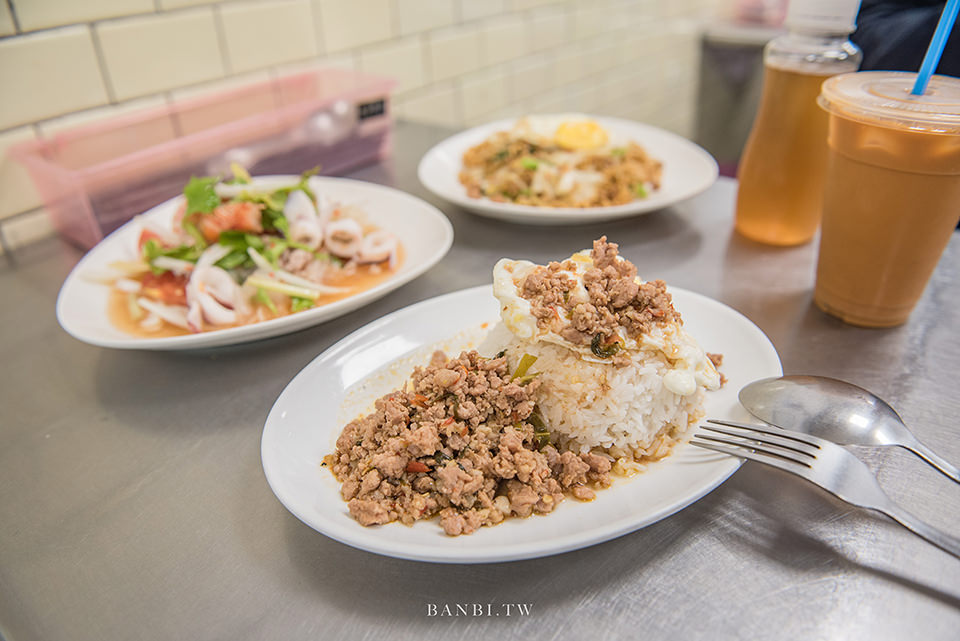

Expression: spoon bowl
xmin=739 ymin=375 xmax=959 ymax=483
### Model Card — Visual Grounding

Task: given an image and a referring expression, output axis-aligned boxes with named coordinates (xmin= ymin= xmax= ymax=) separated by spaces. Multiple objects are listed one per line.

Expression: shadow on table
xmin=445 ymin=204 xmax=703 ymax=273
xmin=713 ymin=476 xmax=960 ymax=610
xmin=90 ymin=322 xmax=359 ymax=436
xmin=276 ymin=490 xmax=726 ymax=624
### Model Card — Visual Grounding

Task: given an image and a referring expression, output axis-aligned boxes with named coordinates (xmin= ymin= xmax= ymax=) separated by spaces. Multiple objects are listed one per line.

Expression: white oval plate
xmin=261 ymin=284 xmax=781 ymax=563
xmin=417 ymin=116 xmax=719 ymax=225
xmin=56 ymin=176 xmax=453 ymax=350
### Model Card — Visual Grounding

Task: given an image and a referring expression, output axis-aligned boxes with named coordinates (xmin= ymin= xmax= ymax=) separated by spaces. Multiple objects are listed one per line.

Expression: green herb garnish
xmin=512 ymin=353 xmax=538 ymax=380
xmin=260 ymin=207 xmax=290 ymax=236
xmin=215 ymin=251 xmax=250 ymax=270
xmin=183 ymin=176 xmax=220 ymax=216
xmin=181 ymin=220 xmax=208 ymax=248
xmin=274 ymin=167 xmax=321 ymax=203
xmin=520 ymin=157 xmax=539 ymax=170
xmin=260 ymin=238 xmax=287 ymax=265
xmin=141 ymin=238 xmax=203 ymax=274
xmin=290 ymin=296 xmax=314 ymax=313
xmin=216 ymin=230 xmax=264 ymax=264
xmin=228 ymin=162 xmax=251 ymax=184
xmin=633 ymin=183 xmax=648 ymax=198
xmin=529 ymin=411 xmax=550 ymax=449
xmin=255 ymin=287 xmax=278 ymax=314
xmin=591 ymin=334 xmax=622 ymax=358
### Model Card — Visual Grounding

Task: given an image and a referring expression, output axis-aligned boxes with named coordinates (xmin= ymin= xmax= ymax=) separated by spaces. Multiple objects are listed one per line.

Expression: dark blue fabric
xmin=852 ymin=0 xmax=960 ymax=76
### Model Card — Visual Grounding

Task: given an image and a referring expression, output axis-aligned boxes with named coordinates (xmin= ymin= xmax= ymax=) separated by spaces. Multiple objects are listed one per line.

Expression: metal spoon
xmin=739 ymin=375 xmax=960 ymax=484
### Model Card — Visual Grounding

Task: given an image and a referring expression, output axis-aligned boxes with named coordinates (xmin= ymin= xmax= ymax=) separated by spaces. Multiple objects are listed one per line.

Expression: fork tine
xmin=707 ymin=418 xmax=823 ymax=449
xmin=693 ymin=433 xmax=813 ymax=468
xmin=690 ymin=438 xmax=813 ymax=474
xmin=699 ymin=423 xmax=820 ymax=459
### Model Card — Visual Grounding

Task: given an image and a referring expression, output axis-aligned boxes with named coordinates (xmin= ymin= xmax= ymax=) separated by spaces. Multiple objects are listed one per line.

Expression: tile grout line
xmin=4 ymin=0 xmax=19 ymax=33
xmin=419 ymin=32 xmax=433 ymax=88
xmin=312 ymin=0 xmax=326 ymax=57
xmin=0 ymin=206 xmax=47 ymax=257
xmin=88 ymin=23 xmax=118 ymax=104
xmin=211 ymin=3 xmax=233 ymax=77
xmin=389 ymin=0 xmax=401 ymax=37
xmin=303 ymin=0 xmax=321 ymax=58
xmin=452 ymin=76 xmax=464 ymax=126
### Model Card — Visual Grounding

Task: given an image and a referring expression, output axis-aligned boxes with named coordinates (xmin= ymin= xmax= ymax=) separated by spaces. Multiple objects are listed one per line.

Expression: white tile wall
xmin=529 ymin=6 xmax=568 ymax=52
xmin=13 ymin=0 xmax=154 ymax=32
xmin=399 ymin=82 xmax=460 ymax=127
xmin=460 ymin=68 xmax=509 ymax=122
xmin=96 ymin=9 xmax=226 ymax=100
xmin=428 ymin=26 xmax=482 ymax=82
xmin=158 ymin=0 xmax=221 ymax=8
xmin=316 ymin=0 xmax=393 ymax=52
xmin=0 ymin=127 xmax=43 ymax=219
xmin=220 ymin=0 xmax=317 ymax=74
xmin=480 ymin=14 xmax=528 ymax=66
xmin=0 ymin=26 xmax=109 ymax=129
xmin=397 ymin=0 xmax=456 ymax=35
xmin=0 ymin=0 xmax=726 ymax=252
xmin=359 ymin=36 xmax=428 ymax=92
xmin=1 ymin=210 xmax=55 ymax=251
xmin=459 ymin=0 xmax=505 ymax=22
xmin=509 ymin=54 xmax=555 ymax=102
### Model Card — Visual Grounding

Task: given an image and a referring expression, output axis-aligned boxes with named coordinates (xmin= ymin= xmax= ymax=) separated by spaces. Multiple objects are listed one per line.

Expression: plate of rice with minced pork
xmin=261 ymin=237 xmax=781 ymax=562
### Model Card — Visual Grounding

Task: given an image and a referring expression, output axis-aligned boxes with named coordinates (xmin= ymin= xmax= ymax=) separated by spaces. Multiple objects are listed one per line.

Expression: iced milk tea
xmin=815 ymin=72 xmax=960 ymax=327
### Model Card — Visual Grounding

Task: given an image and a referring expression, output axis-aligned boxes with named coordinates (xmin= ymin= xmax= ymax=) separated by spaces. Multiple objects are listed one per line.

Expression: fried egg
xmin=511 ymin=114 xmax=610 ymax=151
xmin=492 ymin=250 xmax=720 ymax=396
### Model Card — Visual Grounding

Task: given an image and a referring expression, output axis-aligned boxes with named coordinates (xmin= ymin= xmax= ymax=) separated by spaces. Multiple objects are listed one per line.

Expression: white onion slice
xmin=136 ymin=298 xmax=190 ymax=329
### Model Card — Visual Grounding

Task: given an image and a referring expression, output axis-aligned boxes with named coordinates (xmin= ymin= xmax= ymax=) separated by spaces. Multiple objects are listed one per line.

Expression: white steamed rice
xmin=480 ymin=322 xmax=705 ymax=461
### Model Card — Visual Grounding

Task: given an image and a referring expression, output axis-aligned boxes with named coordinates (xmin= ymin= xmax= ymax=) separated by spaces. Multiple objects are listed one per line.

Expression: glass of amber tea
xmin=815 ymin=72 xmax=960 ymax=327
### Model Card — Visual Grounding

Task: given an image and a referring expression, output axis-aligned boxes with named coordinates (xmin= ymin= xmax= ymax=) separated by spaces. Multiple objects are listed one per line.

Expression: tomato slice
xmin=140 ymin=271 xmax=188 ymax=306
xmin=137 ymin=229 xmax=162 ymax=251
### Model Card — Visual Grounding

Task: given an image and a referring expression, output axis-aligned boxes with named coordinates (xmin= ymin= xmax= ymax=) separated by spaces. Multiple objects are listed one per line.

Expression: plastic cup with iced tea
xmin=815 ymin=72 xmax=960 ymax=327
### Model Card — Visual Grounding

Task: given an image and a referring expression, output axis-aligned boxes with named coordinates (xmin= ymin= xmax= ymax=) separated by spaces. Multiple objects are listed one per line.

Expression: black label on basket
xmin=358 ymin=99 xmax=386 ymax=120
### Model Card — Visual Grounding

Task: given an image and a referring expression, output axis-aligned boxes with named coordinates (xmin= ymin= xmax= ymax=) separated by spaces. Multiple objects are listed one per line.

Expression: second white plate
xmin=56 ymin=176 xmax=453 ymax=350
xmin=261 ymin=285 xmax=782 ymax=563
xmin=417 ymin=116 xmax=719 ymax=225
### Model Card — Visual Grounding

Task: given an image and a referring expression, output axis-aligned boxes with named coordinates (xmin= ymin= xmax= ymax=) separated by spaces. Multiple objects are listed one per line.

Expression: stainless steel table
xmin=2 ymin=122 xmax=958 ymax=641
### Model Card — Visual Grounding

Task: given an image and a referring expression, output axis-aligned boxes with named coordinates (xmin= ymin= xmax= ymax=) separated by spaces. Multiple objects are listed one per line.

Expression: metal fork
xmin=692 ymin=419 xmax=960 ymax=559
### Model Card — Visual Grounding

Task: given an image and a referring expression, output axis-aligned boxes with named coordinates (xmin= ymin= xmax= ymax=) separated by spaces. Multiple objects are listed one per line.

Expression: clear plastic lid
xmin=785 ymin=0 xmax=861 ymax=34
xmin=819 ymin=71 xmax=960 ymax=133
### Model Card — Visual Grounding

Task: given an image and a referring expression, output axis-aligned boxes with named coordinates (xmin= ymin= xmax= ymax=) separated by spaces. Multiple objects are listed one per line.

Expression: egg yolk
xmin=554 ymin=120 xmax=609 ymax=150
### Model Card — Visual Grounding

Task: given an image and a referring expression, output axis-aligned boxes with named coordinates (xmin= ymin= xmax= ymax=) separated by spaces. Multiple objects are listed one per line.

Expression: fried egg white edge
xmin=492 ymin=258 xmax=538 ymax=339
xmin=492 ymin=252 xmax=721 ymax=398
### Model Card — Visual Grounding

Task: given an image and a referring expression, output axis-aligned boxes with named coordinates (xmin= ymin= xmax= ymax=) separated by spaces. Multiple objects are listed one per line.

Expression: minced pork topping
xmin=518 ymin=237 xmax=680 ymax=354
xmin=327 ymin=350 xmax=613 ymax=536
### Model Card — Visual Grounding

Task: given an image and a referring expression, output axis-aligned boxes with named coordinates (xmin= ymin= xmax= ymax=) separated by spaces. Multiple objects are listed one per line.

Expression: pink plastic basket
xmin=13 ymin=67 xmax=396 ymax=249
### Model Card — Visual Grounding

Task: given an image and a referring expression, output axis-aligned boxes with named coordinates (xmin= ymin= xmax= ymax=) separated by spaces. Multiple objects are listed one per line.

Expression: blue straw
xmin=911 ymin=0 xmax=960 ymax=95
